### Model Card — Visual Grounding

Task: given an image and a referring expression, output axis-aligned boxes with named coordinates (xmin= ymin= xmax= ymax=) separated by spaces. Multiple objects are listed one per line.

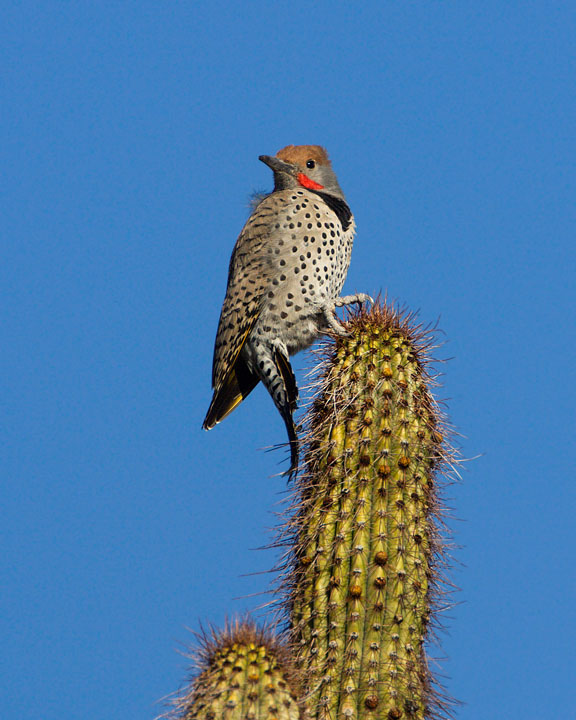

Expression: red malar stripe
xmin=297 ymin=173 xmax=324 ymax=190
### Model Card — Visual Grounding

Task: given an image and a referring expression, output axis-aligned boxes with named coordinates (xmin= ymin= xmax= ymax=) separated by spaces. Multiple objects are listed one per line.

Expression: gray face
xmin=302 ymin=157 xmax=345 ymax=197
xmin=259 ymin=155 xmax=345 ymax=198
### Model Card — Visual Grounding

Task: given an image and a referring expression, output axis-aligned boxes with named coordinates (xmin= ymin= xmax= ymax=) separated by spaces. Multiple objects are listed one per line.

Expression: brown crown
xmin=276 ymin=144 xmax=331 ymax=167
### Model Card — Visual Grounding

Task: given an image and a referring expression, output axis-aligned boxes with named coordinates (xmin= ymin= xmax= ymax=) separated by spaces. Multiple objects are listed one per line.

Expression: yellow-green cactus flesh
xmin=287 ymin=303 xmax=453 ymax=720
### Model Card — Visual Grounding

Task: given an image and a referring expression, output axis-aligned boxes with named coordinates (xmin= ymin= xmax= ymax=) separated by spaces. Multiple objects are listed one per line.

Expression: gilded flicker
xmin=203 ymin=145 xmax=370 ymax=474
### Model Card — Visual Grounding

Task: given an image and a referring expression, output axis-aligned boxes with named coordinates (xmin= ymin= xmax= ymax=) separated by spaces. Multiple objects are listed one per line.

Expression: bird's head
xmin=259 ymin=145 xmax=344 ymax=198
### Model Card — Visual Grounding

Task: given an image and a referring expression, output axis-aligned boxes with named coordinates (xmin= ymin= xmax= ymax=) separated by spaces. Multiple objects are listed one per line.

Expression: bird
xmin=202 ymin=144 xmax=370 ymax=475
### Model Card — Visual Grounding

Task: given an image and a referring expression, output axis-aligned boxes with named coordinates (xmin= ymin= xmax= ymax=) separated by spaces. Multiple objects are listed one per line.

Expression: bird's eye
xmin=306 ymin=160 xmax=315 ymax=169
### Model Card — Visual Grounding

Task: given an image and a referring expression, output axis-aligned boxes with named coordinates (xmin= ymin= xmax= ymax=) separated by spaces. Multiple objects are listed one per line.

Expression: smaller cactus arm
xmin=167 ymin=618 xmax=302 ymax=720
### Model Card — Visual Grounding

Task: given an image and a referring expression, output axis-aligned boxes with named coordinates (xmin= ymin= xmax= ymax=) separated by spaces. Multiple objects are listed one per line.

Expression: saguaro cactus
xmin=170 ymin=302 xmax=455 ymax=720
xmin=282 ymin=302 xmax=454 ymax=719
xmin=169 ymin=618 xmax=302 ymax=719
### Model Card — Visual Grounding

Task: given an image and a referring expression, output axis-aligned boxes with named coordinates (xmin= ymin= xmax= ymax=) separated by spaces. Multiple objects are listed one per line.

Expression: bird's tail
xmin=202 ymin=359 xmax=259 ymax=430
xmin=273 ymin=349 xmax=300 ymax=475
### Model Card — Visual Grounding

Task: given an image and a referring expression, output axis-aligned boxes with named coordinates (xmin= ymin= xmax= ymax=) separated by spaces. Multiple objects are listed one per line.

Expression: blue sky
xmin=2 ymin=2 xmax=575 ymax=718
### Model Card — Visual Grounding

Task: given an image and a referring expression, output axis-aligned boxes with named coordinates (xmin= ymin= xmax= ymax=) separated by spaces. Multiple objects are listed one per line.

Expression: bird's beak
xmin=259 ymin=155 xmax=296 ymax=175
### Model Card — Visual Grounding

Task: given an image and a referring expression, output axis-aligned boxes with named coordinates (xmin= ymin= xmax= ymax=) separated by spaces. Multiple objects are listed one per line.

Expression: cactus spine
xmin=171 ymin=619 xmax=302 ymax=719
xmin=285 ymin=303 xmax=452 ymax=719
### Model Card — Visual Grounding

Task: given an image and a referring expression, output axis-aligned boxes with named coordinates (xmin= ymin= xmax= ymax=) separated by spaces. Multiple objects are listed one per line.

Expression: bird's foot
xmin=323 ymin=293 xmax=374 ymax=337
xmin=334 ymin=293 xmax=374 ymax=308
xmin=323 ymin=302 xmax=350 ymax=336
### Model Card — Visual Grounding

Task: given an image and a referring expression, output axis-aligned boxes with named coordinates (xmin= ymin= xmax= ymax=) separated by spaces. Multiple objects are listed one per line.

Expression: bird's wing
xmin=210 ymin=202 xmax=275 ymax=391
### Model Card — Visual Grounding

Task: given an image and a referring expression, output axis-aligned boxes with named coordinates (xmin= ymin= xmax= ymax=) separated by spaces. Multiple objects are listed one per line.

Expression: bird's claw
xmin=360 ymin=293 xmax=374 ymax=306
